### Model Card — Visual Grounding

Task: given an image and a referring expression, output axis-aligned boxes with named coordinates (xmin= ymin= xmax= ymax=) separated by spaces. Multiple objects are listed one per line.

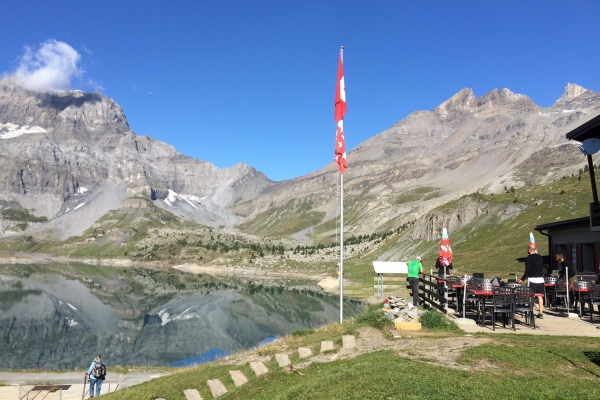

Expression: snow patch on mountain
xmin=158 ymin=307 xmax=199 ymax=326
xmin=164 ymin=189 xmax=202 ymax=209
xmin=0 ymin=123 xmax=46 ymax=139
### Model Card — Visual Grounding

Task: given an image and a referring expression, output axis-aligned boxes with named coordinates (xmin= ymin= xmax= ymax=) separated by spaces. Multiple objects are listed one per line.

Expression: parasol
xmin=529 ymin=231 xmax=536 ymax=247
xmin=439 ymin=226 xmax=453 ymax=277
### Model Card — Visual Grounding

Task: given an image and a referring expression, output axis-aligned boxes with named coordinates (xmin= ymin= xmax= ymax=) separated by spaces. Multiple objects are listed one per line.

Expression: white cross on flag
xmin=334 ymin=52 xmax=347 ymax=174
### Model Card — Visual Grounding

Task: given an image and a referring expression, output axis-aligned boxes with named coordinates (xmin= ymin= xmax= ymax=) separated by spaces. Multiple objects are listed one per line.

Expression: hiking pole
xmin=82 ymin=375 xmax=87 ymax=400
xmin=114 ymin=377 xmax=129 ymax=391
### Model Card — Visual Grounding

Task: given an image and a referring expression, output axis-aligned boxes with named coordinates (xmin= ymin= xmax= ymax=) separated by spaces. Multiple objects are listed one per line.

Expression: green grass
xmin=1 ymin=208 xmax=48 ymax=222
xmin=96 ymin=302 xmax=600 ymax=400
xmin=392 ymin=186 xmax=444 ymax=205
xmin=103 ymin=330 xmax=600 ymax=400
xmin=457 ymin=334 xmax=600 ymax=375
xmin=237 ymin=199 xmax=325 ymax=237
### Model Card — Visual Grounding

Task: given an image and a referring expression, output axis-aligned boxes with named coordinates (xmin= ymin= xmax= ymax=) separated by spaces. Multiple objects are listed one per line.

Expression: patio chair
xmin=464 ymin=279 xmax=479 ymax=308
xmin=483 ymin=286 xmax=514 ymax=331
xmin=573 ymin=280 xmax=592 ymax=318
xmin=544 ymin=276 xmax=557 ymax=308
xmin=588 ymin=284 xmax=600 ymax=322
xmin=554 ymin=279 xmax=569 ymax=309
xmin=444 ymin=275 xmax=462 ymax=311
xmin=513 ymin=286 xmax=536 ymax=329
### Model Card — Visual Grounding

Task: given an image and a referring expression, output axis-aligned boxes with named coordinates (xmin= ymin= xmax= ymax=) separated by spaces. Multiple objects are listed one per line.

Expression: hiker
xmin=85 ymin=354 xmax=106 ymax=397
xmin=407 ymin=256 xmax=423 ymax=307
xmin=519 ymin=244 xmax=545 ymax=319
xmin=436 ymin=257 xmax=453 ymax=277
xmin=555 ymin=253 xmax=576 ymax=283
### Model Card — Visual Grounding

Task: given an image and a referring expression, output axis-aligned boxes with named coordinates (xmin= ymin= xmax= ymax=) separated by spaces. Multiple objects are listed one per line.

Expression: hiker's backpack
xmin=92 ymin=362 xmax=106 ymax=379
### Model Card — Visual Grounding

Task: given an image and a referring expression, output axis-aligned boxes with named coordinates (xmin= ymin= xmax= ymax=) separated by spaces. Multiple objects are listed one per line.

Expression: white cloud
xmin=14 ymin=39 xmax=83 ymax=92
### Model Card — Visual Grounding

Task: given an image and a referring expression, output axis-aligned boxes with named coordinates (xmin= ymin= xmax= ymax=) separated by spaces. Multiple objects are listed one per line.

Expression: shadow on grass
xmin=549 ymin=350 xmax=600 ymax=378
xmin=584 ymin=351 xmax=600 ymax=368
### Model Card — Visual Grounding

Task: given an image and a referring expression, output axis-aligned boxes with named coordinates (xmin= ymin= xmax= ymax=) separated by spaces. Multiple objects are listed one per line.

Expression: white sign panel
xmin=372 ymin=261 xmax=408 ymax=274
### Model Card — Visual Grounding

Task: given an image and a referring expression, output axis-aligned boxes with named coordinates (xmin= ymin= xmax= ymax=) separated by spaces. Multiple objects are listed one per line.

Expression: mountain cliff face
xmin=232 ymin=84 xmax=598 ymax=242
xmin=0 ymin=76 xmax=273 ymax=238
xmin=0 ymin=76 xmax=597 ymax=243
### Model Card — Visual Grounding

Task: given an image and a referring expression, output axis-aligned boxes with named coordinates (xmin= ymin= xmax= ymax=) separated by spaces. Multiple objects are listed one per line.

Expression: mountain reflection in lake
xmin=0 ymin=264 xmax=365 ymax=369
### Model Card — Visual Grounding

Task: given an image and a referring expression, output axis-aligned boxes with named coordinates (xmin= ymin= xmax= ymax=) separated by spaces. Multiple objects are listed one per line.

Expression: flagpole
xmin=339 ymin=46 xmax=344 ymax=324
xmin=339 ymin=173 xmax=344 ymax=324
xmin=334 ymin=45 xmax=346 ymax=324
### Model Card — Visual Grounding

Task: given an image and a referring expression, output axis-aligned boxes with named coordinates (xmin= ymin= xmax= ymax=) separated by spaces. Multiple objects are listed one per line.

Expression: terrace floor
xmin=449 ymin=306 xmax=600 ymax=336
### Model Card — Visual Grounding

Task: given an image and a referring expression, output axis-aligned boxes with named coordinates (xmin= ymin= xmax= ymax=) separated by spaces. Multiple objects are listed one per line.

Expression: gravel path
xmin=0 ymin=369 xmax=168 ymax=387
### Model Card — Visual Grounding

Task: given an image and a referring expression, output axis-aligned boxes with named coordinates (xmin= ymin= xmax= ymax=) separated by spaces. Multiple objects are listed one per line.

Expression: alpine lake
xmin=0 ymin=262 xmax=365 ymax=370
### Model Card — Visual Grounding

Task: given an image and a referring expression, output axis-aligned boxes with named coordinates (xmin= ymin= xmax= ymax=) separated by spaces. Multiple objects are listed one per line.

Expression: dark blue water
xmin=169 ymin=336 xmax=277 ymax=367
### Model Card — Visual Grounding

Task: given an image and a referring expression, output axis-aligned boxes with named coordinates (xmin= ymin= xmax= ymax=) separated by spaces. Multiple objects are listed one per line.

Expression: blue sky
xmin=1 ymin=1 xmax=599 ymax=182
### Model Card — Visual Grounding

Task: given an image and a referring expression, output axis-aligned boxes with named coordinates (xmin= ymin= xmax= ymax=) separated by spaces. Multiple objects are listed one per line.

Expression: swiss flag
xmin=334 ymin=52 xmax=347 ymax=174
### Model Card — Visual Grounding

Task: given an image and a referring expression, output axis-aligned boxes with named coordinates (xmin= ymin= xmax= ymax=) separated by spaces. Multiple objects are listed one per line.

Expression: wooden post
xmin=588 ymin=154 xmax=598 ymax=203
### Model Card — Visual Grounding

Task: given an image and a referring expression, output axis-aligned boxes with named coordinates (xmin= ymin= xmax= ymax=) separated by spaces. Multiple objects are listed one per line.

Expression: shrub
xmin=419 ymin=310 xmax=461 ymax=332
xmin=350 ymin=304 xmax=389 ymax=331
xmin=292 ymin=329 xmax=315 ymax=336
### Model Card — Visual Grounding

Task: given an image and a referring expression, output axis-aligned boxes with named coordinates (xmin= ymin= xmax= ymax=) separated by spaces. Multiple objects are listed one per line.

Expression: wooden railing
xmin=419 ymin=273 xmax=448 ymax=314
xmin=374 ymin=272 xmax=450 ymax=314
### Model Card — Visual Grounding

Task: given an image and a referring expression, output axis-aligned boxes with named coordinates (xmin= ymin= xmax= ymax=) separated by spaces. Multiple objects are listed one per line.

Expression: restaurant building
xmin=535 ymin=113 xmax=600 ymax=276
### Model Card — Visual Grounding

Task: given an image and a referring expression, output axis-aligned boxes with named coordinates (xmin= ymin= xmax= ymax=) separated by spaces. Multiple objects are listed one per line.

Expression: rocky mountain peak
xmin=434 ymin=88 xmax=476 ymax=115
xmin=0 ymin=77 xmax=273 ymax=238
xmin=476 ymin=88 xmax=536 ymax=110
xmin=550 ymin=83 xmax=598 ymax=110
xmin=434 ymin=87 xmax=537 ymax=116
xmin=0 ymin=75 xmax=131 ymax=142
xmin=559 ymin=83 xmax=589 ymax=101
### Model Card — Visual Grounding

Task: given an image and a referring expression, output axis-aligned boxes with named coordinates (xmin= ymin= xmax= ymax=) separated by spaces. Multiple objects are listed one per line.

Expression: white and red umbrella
xmin=439 ymin=226 xmax=453 ymax=268
xmin=529 ymin=231 xmax=536 ymax=247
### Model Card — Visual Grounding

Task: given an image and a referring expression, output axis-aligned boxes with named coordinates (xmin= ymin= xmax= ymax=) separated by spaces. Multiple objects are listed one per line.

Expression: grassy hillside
xmin=237 ymin=198 xmax=325 ymax=238
xmin=348 ymin=171 xmax=596 ymax=282
xmin=101 ymin=315 xmax=600 ymax=400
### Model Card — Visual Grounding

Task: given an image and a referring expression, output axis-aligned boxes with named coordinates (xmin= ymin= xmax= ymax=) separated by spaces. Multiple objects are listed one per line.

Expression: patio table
xmin=468 ymin=289 xmax=494 ymax=325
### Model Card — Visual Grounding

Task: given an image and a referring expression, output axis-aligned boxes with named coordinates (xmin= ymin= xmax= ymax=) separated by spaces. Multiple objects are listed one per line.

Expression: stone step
xmin=275 ymin=353 xmax=291 ymax=367
xmin=249 ymin=361 xmax=269 ymax=376
xmin=229 ymin=370 xmax=248 ymax=387
xmin=298 ymin=347 xmax=312 ymax=358
xmin=184 ymin=388 xmax=204 ymax=400
xmin=320 ymin=341 xmax=334 ymax=352
xmin=207 ymin=379 xmax=228 ymax=398
xmin=342 ymin=335 xmax=356 ymax=349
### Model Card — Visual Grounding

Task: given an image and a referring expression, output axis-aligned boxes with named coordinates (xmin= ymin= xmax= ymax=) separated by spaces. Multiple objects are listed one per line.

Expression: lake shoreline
xmin=0 ymin=253 xmax=345 ymax=294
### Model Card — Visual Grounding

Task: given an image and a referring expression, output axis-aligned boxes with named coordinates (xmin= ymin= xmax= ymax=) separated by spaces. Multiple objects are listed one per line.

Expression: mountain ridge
xmin=1 ymin=76 xmax=598 ymax=243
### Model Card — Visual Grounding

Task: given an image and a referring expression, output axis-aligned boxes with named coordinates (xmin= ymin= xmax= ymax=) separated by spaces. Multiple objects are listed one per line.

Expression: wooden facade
xmin=535 ymin=217 xmax=600 ymax=274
